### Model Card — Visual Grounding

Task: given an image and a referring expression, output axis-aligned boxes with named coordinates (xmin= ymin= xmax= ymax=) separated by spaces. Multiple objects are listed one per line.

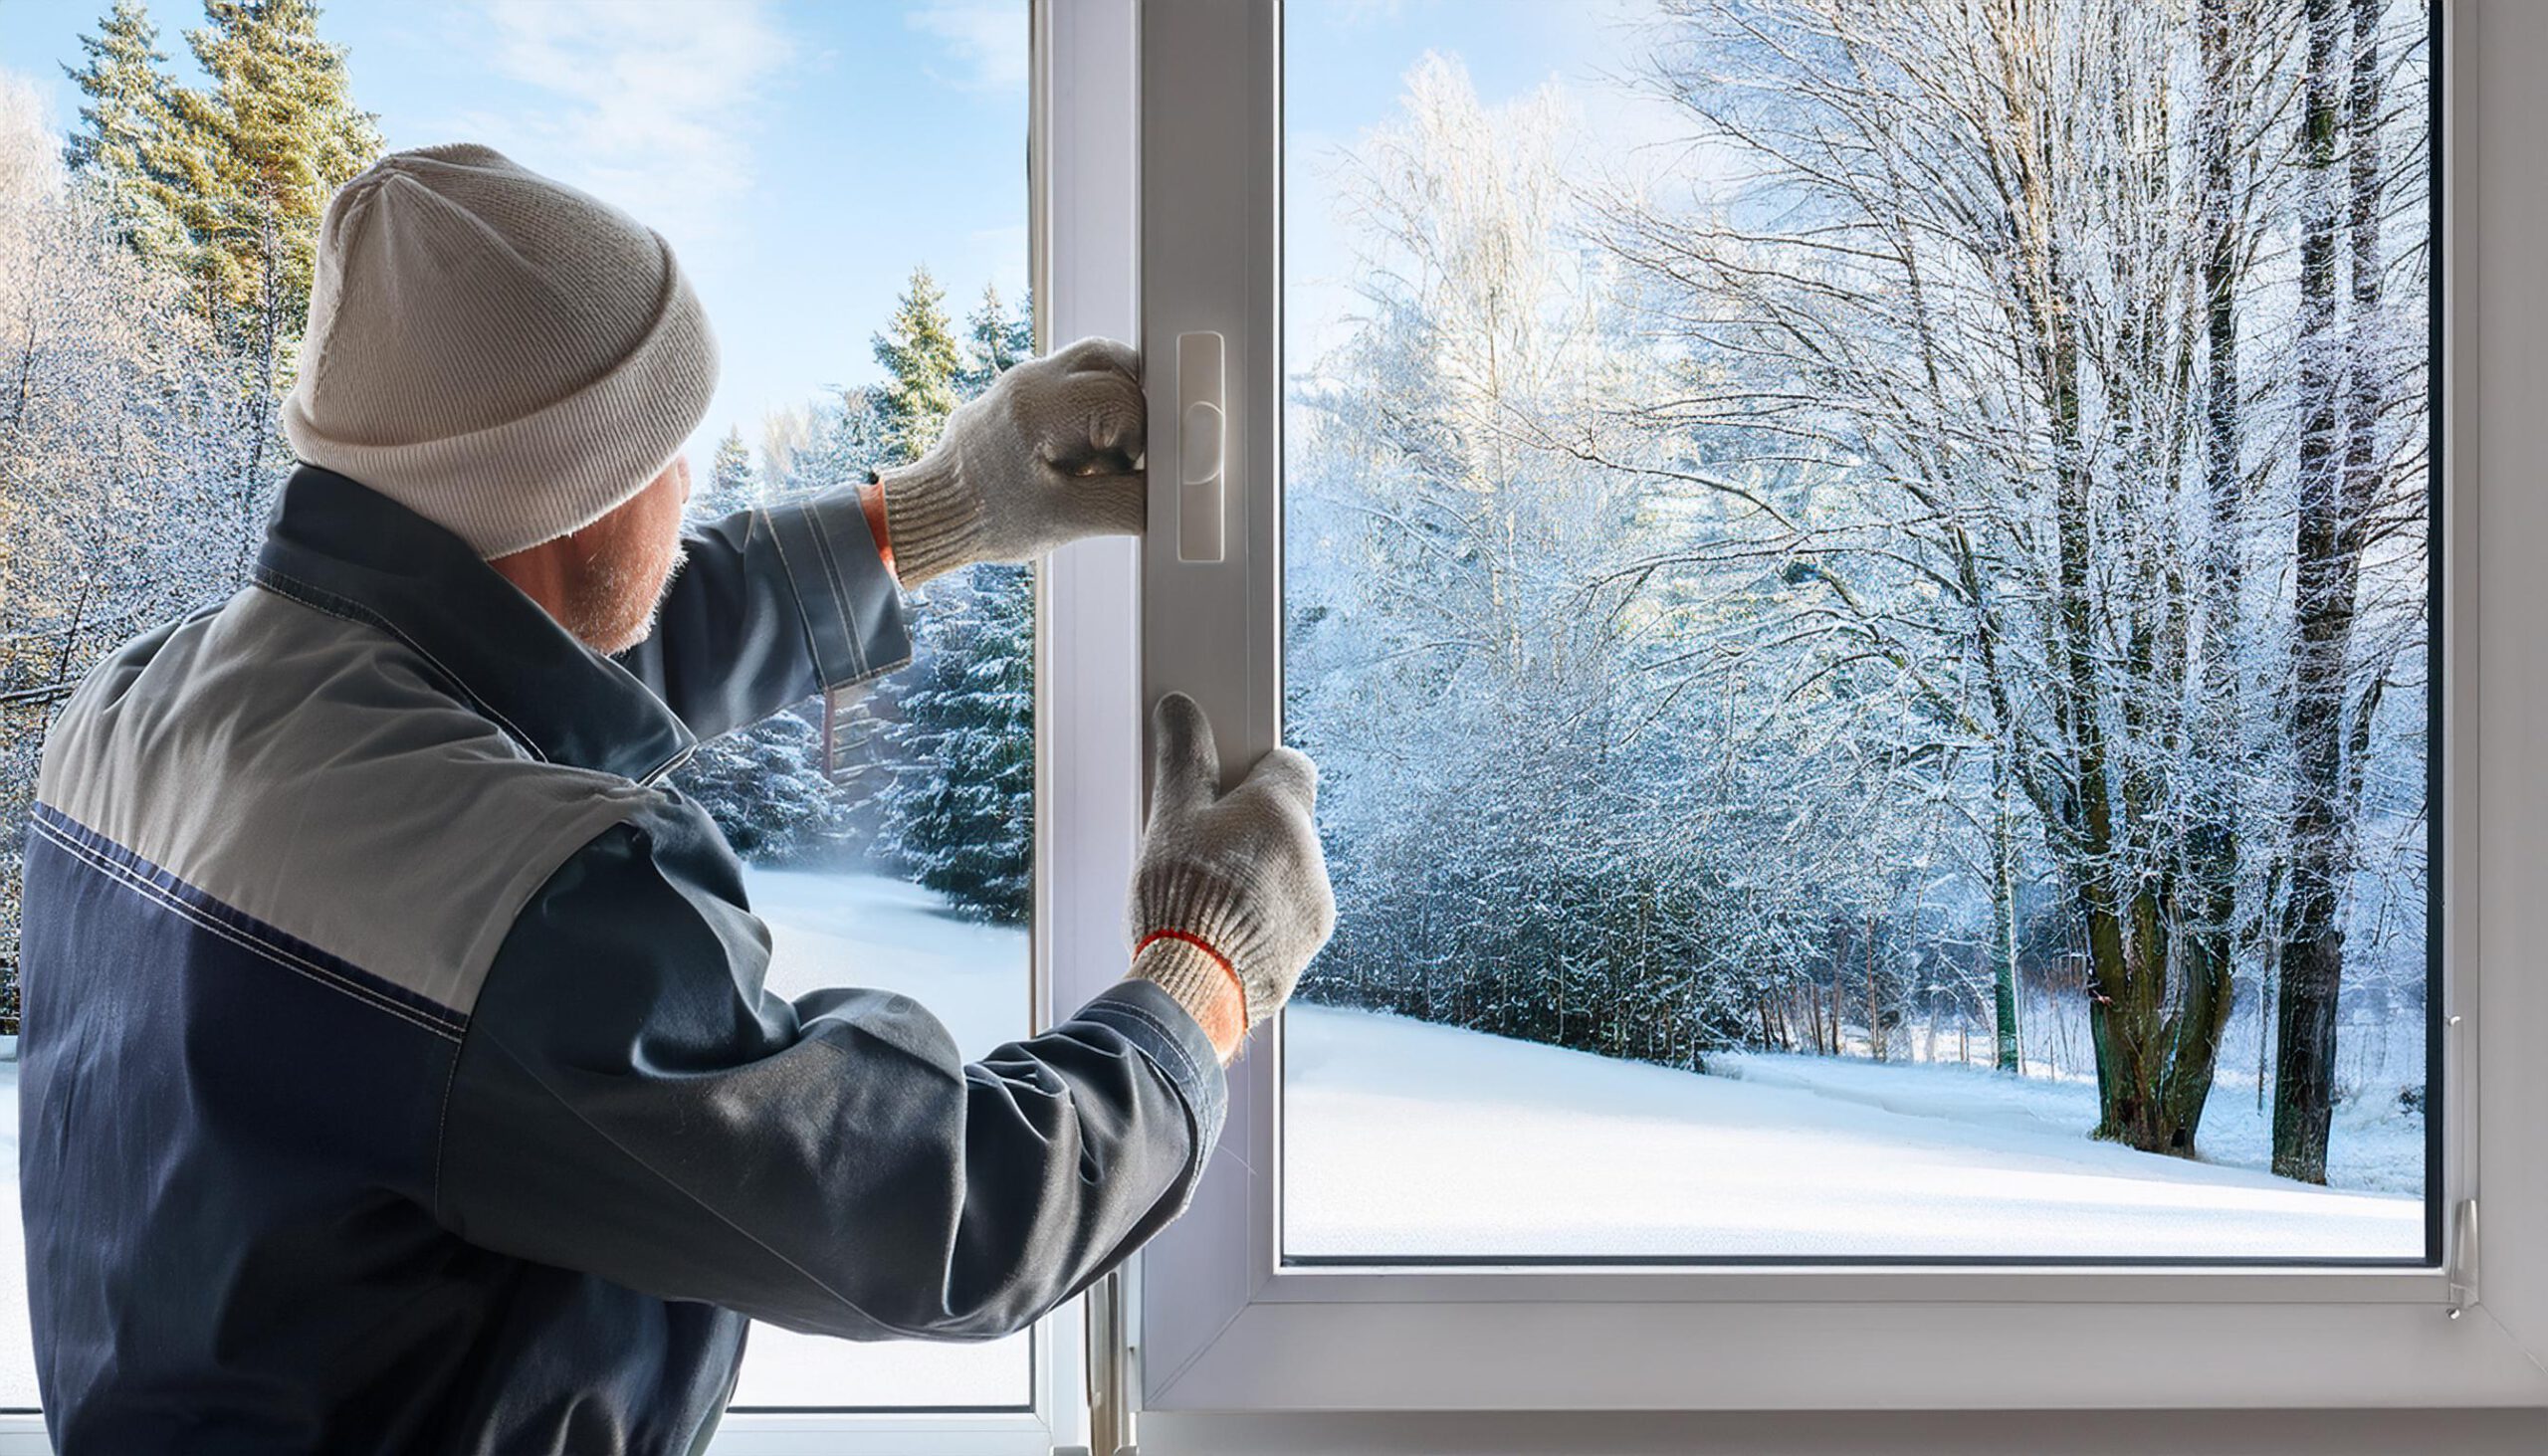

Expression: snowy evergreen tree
xmin=882 ymin=563 xmax=1034 ymax=921
xmin=60 ymin=0 xmax=186 ymax=261
xmin=703 ymin=426 xmax=756 ymax=516
xmin=875 ymin=283 xmax=1037 ymax=923
xmin=957 ymin=283 xmax=1033 ymax=393
xmin=667 ymin=425 xmax=867 ymax=865
xmin=673 ymin=707 xmax=856 ymax=867
xmin=873 ymin=265 xmax=964 ymax=462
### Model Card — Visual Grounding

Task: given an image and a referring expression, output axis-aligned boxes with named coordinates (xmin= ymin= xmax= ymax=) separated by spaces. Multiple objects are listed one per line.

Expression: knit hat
xmin=283 ymin=143 xmax=719 ymax=557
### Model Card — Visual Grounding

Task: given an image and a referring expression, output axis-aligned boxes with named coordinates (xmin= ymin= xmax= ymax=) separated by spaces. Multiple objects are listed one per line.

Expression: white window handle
xmin=1176 ymin=331 xmax=1225 ymax=563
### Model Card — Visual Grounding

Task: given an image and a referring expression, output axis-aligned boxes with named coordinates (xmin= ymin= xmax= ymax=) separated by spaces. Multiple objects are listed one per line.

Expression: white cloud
xmin=453 ymin=0 xmax=790 ymax=243
xmin=1327 ymin=0 xmax=1412 ymax=28
xmin=904 ymin=1 xmax=1027 ymax=94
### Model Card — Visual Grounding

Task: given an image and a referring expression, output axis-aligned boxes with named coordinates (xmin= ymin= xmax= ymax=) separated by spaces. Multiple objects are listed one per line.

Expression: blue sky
xmin=0 ymin=0 xmax=1033 ymax=462
xmin=1 ymin=0 xmax=1681 ymax=469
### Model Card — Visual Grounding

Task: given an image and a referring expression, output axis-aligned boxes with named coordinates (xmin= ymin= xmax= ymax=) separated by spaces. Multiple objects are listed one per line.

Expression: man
xmin=17 ymin=143 xmax=1333 ymax=1454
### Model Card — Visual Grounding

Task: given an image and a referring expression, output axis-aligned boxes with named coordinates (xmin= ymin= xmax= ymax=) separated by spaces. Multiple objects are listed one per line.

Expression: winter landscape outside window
xmin=0 ymin=0 xmax=1038 ymax=1413
xmin=1280 ymin=0 xmax=2437 ymax=1262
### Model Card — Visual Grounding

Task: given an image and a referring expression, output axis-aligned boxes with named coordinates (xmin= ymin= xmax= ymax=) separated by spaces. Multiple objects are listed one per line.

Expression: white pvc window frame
xmin=1113 ymin=0 xmax=2548 ymax=1420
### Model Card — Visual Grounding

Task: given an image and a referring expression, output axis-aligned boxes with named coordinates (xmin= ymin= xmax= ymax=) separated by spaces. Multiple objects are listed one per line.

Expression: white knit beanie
xmin=283 ymin=142 xmax=719 ymax=557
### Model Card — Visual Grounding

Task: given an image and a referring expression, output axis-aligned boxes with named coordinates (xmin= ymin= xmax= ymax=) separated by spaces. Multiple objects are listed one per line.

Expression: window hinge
xmin=1085 ymin=1270 xmax=1139 ymax=1456
xmin=2447 ymin=1196 xmax=2479 ymax=1318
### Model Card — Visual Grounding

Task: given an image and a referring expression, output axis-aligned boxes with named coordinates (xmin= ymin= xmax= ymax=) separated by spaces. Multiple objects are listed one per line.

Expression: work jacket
xmin=17 ymin=465 xmax=1225 ymax=1454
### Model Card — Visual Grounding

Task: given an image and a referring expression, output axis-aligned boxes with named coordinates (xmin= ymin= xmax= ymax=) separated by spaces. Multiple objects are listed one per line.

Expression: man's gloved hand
xmin=1127 ymin=693 xmax=1337 ymax=1062
xmin=875 ymin=336 xmax=1146 ymax=586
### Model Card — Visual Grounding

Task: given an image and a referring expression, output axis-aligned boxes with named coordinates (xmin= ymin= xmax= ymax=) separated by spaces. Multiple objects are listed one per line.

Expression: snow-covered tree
xmin=873 ymin=265 xmax=964 ymax=462
xmin=59 ymin=0 xmax=186 ymax=261
xmin=881 ymin=564 xmax=1033 ymax=922
xmin=875 ymin=284 xmax=1037 ymax=922
xmin=703 ymin=426 xmax=756 ymax=517
xmin=1 ymin=67 xmax=256 ymax=1031
xmin=1590 ymin=0 xmax=2429 ymax=1160
xmin=1282 ymin=2 xmax=2430 ymax=1174
xmin=675 ymin=707 xmax=857 ymax=866
xmin=665 ymin=424 xmax=868 ymax=863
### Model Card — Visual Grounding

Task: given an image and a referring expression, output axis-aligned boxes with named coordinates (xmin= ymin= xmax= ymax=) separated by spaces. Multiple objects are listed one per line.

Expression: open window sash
xmin=1108 ymin=0 xmax=2548 ymax=1419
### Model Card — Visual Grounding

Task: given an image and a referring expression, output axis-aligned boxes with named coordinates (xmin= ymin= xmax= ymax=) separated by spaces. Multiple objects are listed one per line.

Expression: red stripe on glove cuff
xmin=1135 ymin=928 xmax=1250 ymax=1037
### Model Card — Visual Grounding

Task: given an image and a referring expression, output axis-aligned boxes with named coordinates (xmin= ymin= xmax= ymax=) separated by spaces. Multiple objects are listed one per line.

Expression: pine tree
xmin=883 ymin=564 xmax=1034 ymax=921
xmin=676 ymin=708 xmax=857 ymax=866
xmin=61 ymin=0 xmax=186 ymax=261
xmin=873 ymin=266 xmax=964 ymax=462
xmin=702 ymin=426 xmax=757 ymax=518
xmin=957 ymin=284 xmax=1033 ymax=394
xmin=668 ymin=424 xmax=875 ymax=864
xmin=156 ymin=0 xmax=383 ymax=357
xmin=874 ymin=275 xmax=1037 ymax=922
xmin=197 ymin=0 xmax=382 ymax=574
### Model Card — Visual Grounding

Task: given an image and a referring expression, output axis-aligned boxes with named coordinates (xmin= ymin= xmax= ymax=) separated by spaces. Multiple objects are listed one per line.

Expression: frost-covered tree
xmin=1283 ymin=1 xmax=2429 ymax=1170
xmin=1590 ymin=0 xmax=2428 ymax=1159
xmin=1 ymin=71 xmax=248 ymax=1031
xmin=59 ymin=0 xmax=383 ymax=587
xmin=1285 ymin=57 xmax=1771 ymax=1069
xmin=958 ymin=283 xmax=1033 ymax=393
xmin=674 ymin=707 xmax=857 ymax=866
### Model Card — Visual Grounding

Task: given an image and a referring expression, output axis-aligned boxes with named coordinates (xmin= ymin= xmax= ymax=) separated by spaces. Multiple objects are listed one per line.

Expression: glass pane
xmin=1282 ymin=0 xmax=2436 ymax=1262
xmin=0 ymin=0 xmax=1034 ymax=1409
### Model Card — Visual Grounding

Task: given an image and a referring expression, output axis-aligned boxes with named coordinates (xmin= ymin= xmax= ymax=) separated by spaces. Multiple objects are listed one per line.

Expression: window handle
xmin=1176 ymin=331 xmax=1225 ymax=562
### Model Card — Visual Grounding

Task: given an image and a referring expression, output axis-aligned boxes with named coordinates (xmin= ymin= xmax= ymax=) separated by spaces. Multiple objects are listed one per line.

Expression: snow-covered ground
xmin=0 ymin=868 xmax=2426 ymax=1415
xmin=0 ymin=1069 xmax=23 ymax=1410
xmin=1284 ymin=1004 xmax=2423 ymax=1260
xmin=729 ymin=866 xmax=1035 ymax=1409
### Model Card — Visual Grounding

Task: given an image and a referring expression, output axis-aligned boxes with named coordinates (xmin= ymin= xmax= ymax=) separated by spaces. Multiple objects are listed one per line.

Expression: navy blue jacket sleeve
xmin=433 ymin=799 xmax=1225 ymax=1342
xmin=612 ymin=488 xmax=913 ymax=743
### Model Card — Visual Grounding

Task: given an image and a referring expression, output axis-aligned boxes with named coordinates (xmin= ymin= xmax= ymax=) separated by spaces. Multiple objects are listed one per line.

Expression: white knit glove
xmin=876 ymin=336 xmax=1147 ymax=586
xmin=1127 ymin=694 xmax=1337 ymax=1057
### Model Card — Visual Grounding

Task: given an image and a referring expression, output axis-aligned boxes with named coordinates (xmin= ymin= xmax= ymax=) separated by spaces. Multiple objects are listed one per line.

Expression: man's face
xmin=551 ymin=457 xmax=691 ymax=655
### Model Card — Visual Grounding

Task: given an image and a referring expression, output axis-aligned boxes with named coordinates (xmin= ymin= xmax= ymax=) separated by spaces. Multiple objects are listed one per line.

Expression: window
xmin=1277 ymin=0 xmax=2435 ymax=1265
xmin=1127 ymin=0 xmax=2548 ymax=1421
xmin=9 ymin=0 xmax=2545 ymax=1447
xmin=0 ymin=0 xmax=1061 ymax=1445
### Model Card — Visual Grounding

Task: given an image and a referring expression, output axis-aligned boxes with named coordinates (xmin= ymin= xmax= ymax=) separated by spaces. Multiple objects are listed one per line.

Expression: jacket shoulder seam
xmin=28 ymin=806 xmax=469 ymax=1042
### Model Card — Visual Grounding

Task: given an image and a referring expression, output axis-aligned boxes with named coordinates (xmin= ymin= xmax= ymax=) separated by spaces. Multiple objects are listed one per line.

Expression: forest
xmin=0 ymin=0 xmax=2435 ymax=1197
xmin=1286 ymin=0 xmax=2432 ymax=1186
xmin=0 ymin=2 xmax=1038 ymax=1054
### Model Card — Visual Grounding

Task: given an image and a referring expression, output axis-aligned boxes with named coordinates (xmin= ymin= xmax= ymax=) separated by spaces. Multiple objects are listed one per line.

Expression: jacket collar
xmin=254 ymin=465 xmax=696 ymax=782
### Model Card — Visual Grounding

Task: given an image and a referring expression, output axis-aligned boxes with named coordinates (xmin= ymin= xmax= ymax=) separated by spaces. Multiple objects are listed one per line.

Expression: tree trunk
xmin=2271 ymin=0 xmax=2365 ymax=1185
xmin=1865 ymin=908 xmax=1884 ymax=1062
xmin=2159 ymin=0 xmax=2253 ymax=1154
xmin=1991 ymin=756 xmax=2022 ymax=1073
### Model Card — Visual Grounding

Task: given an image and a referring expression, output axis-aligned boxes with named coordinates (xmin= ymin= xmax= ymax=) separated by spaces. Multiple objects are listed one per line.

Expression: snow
xmin=1283 ymin=1003 xmax=2424 ymax=1261
xmin=0 ymin=871 xmax=2428 ymax=1417
xmin=0 ymin=1065 xmax=22 ymax=1410
xmin=730 ymin=866 xmax=1034 ymax=1410
xmin=745 ymin=865 xmax=1031 ymax=1061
